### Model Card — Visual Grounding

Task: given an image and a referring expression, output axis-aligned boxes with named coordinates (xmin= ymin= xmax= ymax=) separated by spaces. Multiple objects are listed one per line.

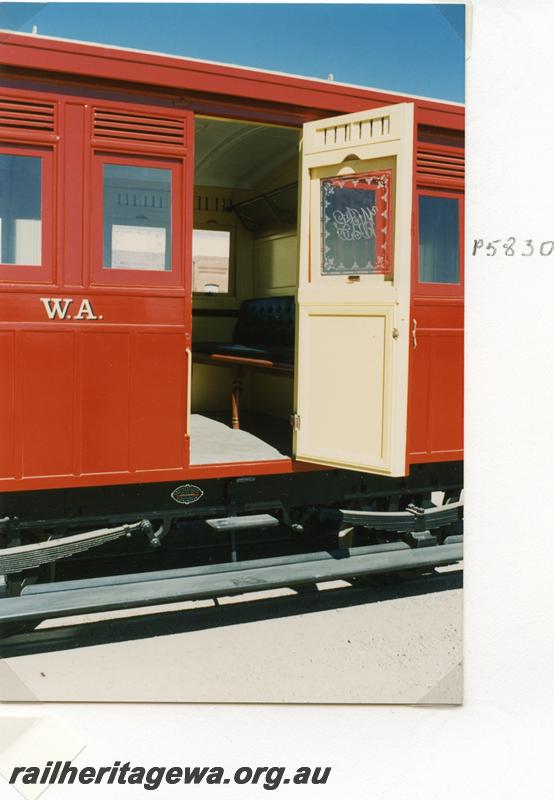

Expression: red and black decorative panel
xmin=320 ymin=169 xmax=392 ymax=275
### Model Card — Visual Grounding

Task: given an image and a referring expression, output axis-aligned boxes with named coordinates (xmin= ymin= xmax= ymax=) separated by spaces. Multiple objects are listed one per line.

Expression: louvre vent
xmin=416 ymin=146 xmax=464 ymax=187
xmin=93 ymin=108 xmax=186 ymax=148
xmin=0 ymin=97 xmax=55 ymax=134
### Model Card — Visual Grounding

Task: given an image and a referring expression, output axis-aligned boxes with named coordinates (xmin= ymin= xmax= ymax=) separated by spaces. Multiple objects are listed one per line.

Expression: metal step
xmin=0 ymin=541 xmax=462 ymax=626
xmin=206 ymin=513 xmax=280 ymax=532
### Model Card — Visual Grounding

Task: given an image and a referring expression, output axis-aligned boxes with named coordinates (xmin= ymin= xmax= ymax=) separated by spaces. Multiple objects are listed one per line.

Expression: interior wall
xmin=254 ymin=232 xmax=298 ymax=296
xmin=251 ymin=373 xmax=294 ymax=419
xmin=191 ymin=184 xmax=254 ymax=412
xmin=247 ymin=155 xmax=299 ymax=418
xmin=191 ymin=150 xmax=299 ymax=419
xmin=192 ymin=184 xmax=255 ymax=310
xmin=249 ymin=232 xmax=297 ymax=419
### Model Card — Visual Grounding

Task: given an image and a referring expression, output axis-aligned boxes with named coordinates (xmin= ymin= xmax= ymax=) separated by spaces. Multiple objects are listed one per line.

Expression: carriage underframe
xmin=0 ymin=462 xmax=462 ymax=632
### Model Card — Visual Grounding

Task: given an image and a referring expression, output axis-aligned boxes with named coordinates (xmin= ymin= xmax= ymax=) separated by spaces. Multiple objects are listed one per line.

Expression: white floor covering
xmin=189 ymin=413 xmax=289 ymax=464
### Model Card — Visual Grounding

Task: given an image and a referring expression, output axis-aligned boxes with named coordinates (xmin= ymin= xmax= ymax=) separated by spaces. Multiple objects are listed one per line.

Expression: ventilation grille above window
xmin=416 ymin=146 xmax=465 ymax=187
xmin=0 ymin=97 xmax=56 ymax=134
xmin=93 ymin=108 xmax=186 ymax=148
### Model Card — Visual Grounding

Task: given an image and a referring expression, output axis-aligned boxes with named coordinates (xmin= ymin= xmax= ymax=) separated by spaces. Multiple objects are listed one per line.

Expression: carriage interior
xmin=190 ymin=118 xmax=301 ymax=465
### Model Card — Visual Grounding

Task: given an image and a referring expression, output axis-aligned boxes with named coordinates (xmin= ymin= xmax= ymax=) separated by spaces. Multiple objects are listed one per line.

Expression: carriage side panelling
xmin=0 ymin=85 xmax=193 ymax=490
xmin=407 ymin=125 xmax=464 ymax=465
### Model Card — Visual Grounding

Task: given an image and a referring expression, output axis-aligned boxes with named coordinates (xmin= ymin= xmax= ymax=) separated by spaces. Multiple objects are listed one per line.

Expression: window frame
xmin=90 ymin=151 xmax=185 ymax=289
xmin=0 ymin=143 xmax=54 ymax=284
xmin=414 ymin=188 xmax=464 ymax=297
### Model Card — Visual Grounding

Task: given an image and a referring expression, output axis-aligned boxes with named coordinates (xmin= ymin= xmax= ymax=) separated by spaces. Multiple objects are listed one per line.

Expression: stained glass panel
xmin=321 ymin=171 xmax=391 ymax=275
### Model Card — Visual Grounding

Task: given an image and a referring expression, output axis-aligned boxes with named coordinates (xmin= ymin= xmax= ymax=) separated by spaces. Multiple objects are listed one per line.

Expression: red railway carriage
xmin=0 ymin=32 xmax=463 ymax=629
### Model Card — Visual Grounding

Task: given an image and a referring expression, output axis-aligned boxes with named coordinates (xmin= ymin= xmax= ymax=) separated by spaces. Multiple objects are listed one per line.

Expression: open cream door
xmin=294 ymin=103 xmax=414 ymax=476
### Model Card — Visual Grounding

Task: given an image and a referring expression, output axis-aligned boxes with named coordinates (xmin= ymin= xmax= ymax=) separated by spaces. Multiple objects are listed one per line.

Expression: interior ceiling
xmin=194 ymin=117 xmax=300 ymax=190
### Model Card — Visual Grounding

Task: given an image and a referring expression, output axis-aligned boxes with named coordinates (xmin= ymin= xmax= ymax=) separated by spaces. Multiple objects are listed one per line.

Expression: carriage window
xmin=418 ymin=195 xmax=460 ymax=284
xmin=0 ymin=154 xmax=42 ymax=265
xmin=103 ymin=164 xmax=172 ymax=270
xmin=192 ymin=229 xmax=231 ymax=294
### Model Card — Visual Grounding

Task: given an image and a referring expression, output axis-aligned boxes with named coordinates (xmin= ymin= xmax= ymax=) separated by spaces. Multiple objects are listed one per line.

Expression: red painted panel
xmin=407 ymin=334 xmax=431 ymax=457
xmin=409 ymin=302 xmax=464 ymax=461
xmin=130 ymin=332 xmax=187 ymax=472
xmin=81 ymin=332 xmax=131 ymax=474
xmin=427 ymin=333 xmax=463 ymax=454
xmin=19 ymin=331 xmax=75 ymax=477
xmin=62 ymin=102 xmax=86 ymax=287
xmin=0 ymin=293 xmax=186 ymax=326
xmin=0 ymin=83 xmax=193 ymax=490
xmin=408 ymin=172 xmax=464 ymax=466
xmin=413 ymin=299 xmax=463 ymax=329
xmin=0 ymin=333 xmax=15 ymax=478
xmin=408 ymin=330 xmax=463 ymax=462
xmin=0 ymin=34 xmax=464 ymax=132
xmin=0 ymin=455 xmax=320 ymax=492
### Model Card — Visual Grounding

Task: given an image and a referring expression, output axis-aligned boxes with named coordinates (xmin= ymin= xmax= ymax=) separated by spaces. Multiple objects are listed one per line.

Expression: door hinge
xmin=290 ymin=413 xmax=301 ymax=431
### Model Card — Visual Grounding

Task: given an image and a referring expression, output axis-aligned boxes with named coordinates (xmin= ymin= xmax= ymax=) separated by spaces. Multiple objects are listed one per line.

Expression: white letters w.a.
xmin=40 ymin=297 xmax=100 ymax=321
xmin=40 ymin=297 xmax=73 ymax=320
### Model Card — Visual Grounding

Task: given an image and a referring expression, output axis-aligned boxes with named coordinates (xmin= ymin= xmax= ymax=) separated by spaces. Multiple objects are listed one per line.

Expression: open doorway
xmin=190 ymin=117 xmax=300 ymax=465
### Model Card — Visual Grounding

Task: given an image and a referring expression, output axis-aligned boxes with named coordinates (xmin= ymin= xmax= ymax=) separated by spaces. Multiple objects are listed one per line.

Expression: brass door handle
xmin=412 ymin=319 xmax=417 ymax=349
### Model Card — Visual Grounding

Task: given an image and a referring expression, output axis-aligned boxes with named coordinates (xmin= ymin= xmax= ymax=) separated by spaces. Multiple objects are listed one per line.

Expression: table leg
xmin=231 ymin=365 xmax=242 ymax=429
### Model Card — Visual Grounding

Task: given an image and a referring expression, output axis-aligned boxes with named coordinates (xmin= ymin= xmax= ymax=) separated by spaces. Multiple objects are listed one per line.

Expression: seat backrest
xmin=233 ymin=296 xmax=295 ymax=347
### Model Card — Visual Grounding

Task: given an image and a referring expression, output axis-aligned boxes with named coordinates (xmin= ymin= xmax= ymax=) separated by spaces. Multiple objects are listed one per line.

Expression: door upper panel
xmin=294 ymin=103 xmax=415 ymax=476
